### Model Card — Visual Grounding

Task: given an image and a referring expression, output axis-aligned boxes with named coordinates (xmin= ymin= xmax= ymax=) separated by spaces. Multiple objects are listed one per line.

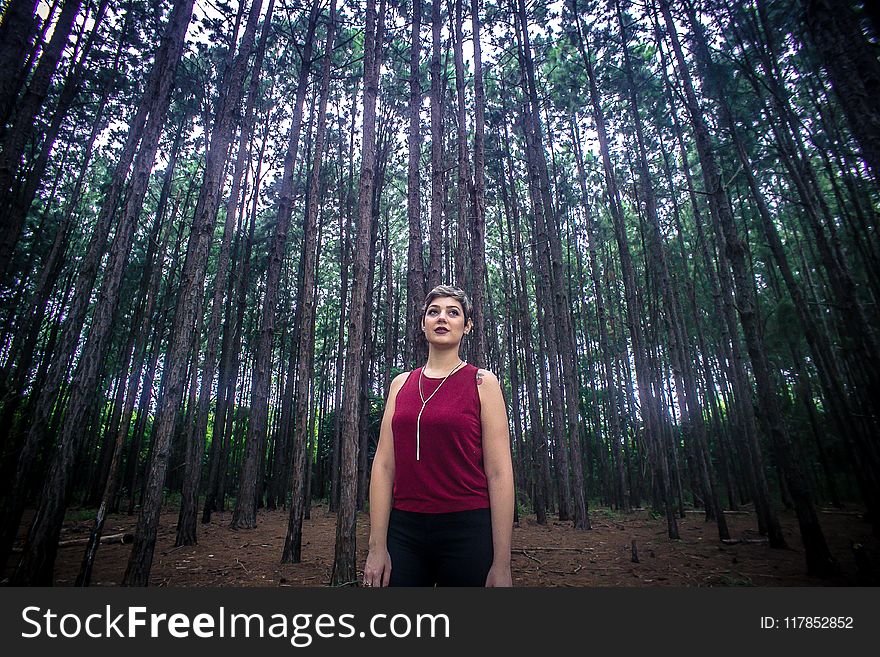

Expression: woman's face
xmin=422 ymin=296 xmax=471 ymax=345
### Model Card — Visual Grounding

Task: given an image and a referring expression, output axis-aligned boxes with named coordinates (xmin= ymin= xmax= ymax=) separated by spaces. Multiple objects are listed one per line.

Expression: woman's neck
xmin=424 ymin=347 xmax=464 ymax=375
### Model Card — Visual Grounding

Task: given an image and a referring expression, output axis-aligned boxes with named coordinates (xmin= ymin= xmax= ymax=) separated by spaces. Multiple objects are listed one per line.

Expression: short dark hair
xmin=420 ymin=285 xmax=473 ymax=325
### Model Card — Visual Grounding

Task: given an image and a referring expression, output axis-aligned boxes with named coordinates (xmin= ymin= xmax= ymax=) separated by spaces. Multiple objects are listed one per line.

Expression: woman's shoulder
xmin=391 ymin=370 xmax=414 ymax=390
xmin=473 ymin=366 xmax=499 ymax=389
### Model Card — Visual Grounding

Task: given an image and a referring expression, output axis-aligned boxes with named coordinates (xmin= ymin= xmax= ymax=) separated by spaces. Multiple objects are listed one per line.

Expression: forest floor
xmin=9 ymin=502 xmax=880 ymax=586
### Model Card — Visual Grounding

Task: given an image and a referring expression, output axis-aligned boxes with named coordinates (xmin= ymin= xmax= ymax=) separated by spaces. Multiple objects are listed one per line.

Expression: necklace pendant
xmin=415 ymin=360 xmax=463 ymax=462
xmin=416 ymin=402 xmax=426 ymax=461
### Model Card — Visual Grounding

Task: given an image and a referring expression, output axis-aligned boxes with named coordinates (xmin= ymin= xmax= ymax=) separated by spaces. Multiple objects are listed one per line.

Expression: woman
xmin=363 ymin=285 xmax=514 ymax=587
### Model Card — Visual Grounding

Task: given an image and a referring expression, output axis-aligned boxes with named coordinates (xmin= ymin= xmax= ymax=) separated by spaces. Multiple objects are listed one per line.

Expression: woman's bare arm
xmin=477 ymin=368 xmax=515 ymax=587
xmin=363 ymin=371 xmax=408 ymax=587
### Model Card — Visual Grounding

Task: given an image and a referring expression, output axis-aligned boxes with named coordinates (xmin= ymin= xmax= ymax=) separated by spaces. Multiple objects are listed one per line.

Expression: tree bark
xmin=406 ymin=0 xmax=426 ymax=368
xmin=451 ymin=0 xmax=473 ymax=295
xmin=469 ymin=0 xmax=488 ymax=368
xmin=427 ymin=0 xmax=444 ymax=291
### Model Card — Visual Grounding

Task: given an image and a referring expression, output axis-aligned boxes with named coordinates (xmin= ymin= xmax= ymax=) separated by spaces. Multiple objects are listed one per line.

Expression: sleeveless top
xmin=391 ymin=363 xmax=490 ymax=513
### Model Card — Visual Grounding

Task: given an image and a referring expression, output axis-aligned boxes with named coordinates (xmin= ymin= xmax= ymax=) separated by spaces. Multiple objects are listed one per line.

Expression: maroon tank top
xmin=391 ymin=363 xmax=489 ymax=513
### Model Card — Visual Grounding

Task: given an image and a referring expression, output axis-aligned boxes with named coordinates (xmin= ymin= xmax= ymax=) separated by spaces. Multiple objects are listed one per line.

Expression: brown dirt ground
xmin=12 ymin=503 xmax=880 ymax=587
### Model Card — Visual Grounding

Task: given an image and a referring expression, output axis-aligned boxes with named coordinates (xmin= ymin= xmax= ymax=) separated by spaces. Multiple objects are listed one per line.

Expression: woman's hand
xmin=363 ymin=548 xmax=392 ymax=587
xmin=485 ymin=561 xmax=512 ymax=587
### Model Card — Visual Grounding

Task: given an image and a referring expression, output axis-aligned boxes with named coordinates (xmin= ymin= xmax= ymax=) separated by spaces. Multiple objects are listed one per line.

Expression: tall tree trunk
xmin=330 ymin=84 xmax=358 ymax=513
xmin=497 ymin=211 xmax=526 ymax=515
xmin=10 ymin=0 xmax=198 ymax=585
xmin=122 ymin=0 xmax=265 ymax=585
xmin=283 ymin=0 xmax=336 ymax=564
xmin=0 ymin=0 xmax=84 ymax=238
xmin=497 ymin=111 xmax=547 ymax=523
xmin=331 ymin=0 xmax=385 ymax=586
xmin=577 ymin=0 xmax=677 ymax=538
xmin=0 ymin=0 xmax=39 ymax=130
xmin=517 ymin=0 xmax=588 ymax=528
xmin=405 ymin=0 xmax=426 ymax=368
xmin=0 ymin=0 xmax=111 ymax=291
xmin=357 ymin=127 xmax=388 ymax=510
xmin=800 ymin=0 xmax=880 ymax=187
xmin=670 ymin=0 xmax=836 ymax=576
xmin=231 ymin=0 xmax=319 ymax=530
xmin=177 ymin=0 xmax=271 ymax=546
xmin=427 ymin=0 xmax=444 ymax=291
xmin=469 ymin=0 xmax=488 ymax=368
xmin=620 ymin=0 xmax=727 ymax=539
xmin=570 ymin=112 xmax=629 ymax=511
xmin=451 ymin=0 xmax=473 ymax=295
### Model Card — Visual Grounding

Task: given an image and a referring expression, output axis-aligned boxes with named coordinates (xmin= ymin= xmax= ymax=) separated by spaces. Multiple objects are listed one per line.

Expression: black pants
xmin=387 ymin=507 xmax=494 ymax=587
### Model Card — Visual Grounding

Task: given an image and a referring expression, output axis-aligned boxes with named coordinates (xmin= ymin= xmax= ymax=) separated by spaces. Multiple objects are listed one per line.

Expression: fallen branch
xmin=545 ymin=568 xmax=585 ymax=576
xmin=514 ymin=547 xmax=595 ymax=552
xmin=57 ymin=533 xmax=133 ymax=549
xmin=685 ymin=510 xmax=751 ymax=515
xmin=516 ymin=550 xmax=543 ymax=564
xmin=733 ymin=571 xmax=804 ymax=579
xmin=721 ymin=538 xmax=769 ymax=545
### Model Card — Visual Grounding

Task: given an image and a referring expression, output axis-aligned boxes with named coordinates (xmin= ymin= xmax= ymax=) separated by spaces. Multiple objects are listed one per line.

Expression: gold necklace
xmin=416 ymin=360 xmax=465 ymax=460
